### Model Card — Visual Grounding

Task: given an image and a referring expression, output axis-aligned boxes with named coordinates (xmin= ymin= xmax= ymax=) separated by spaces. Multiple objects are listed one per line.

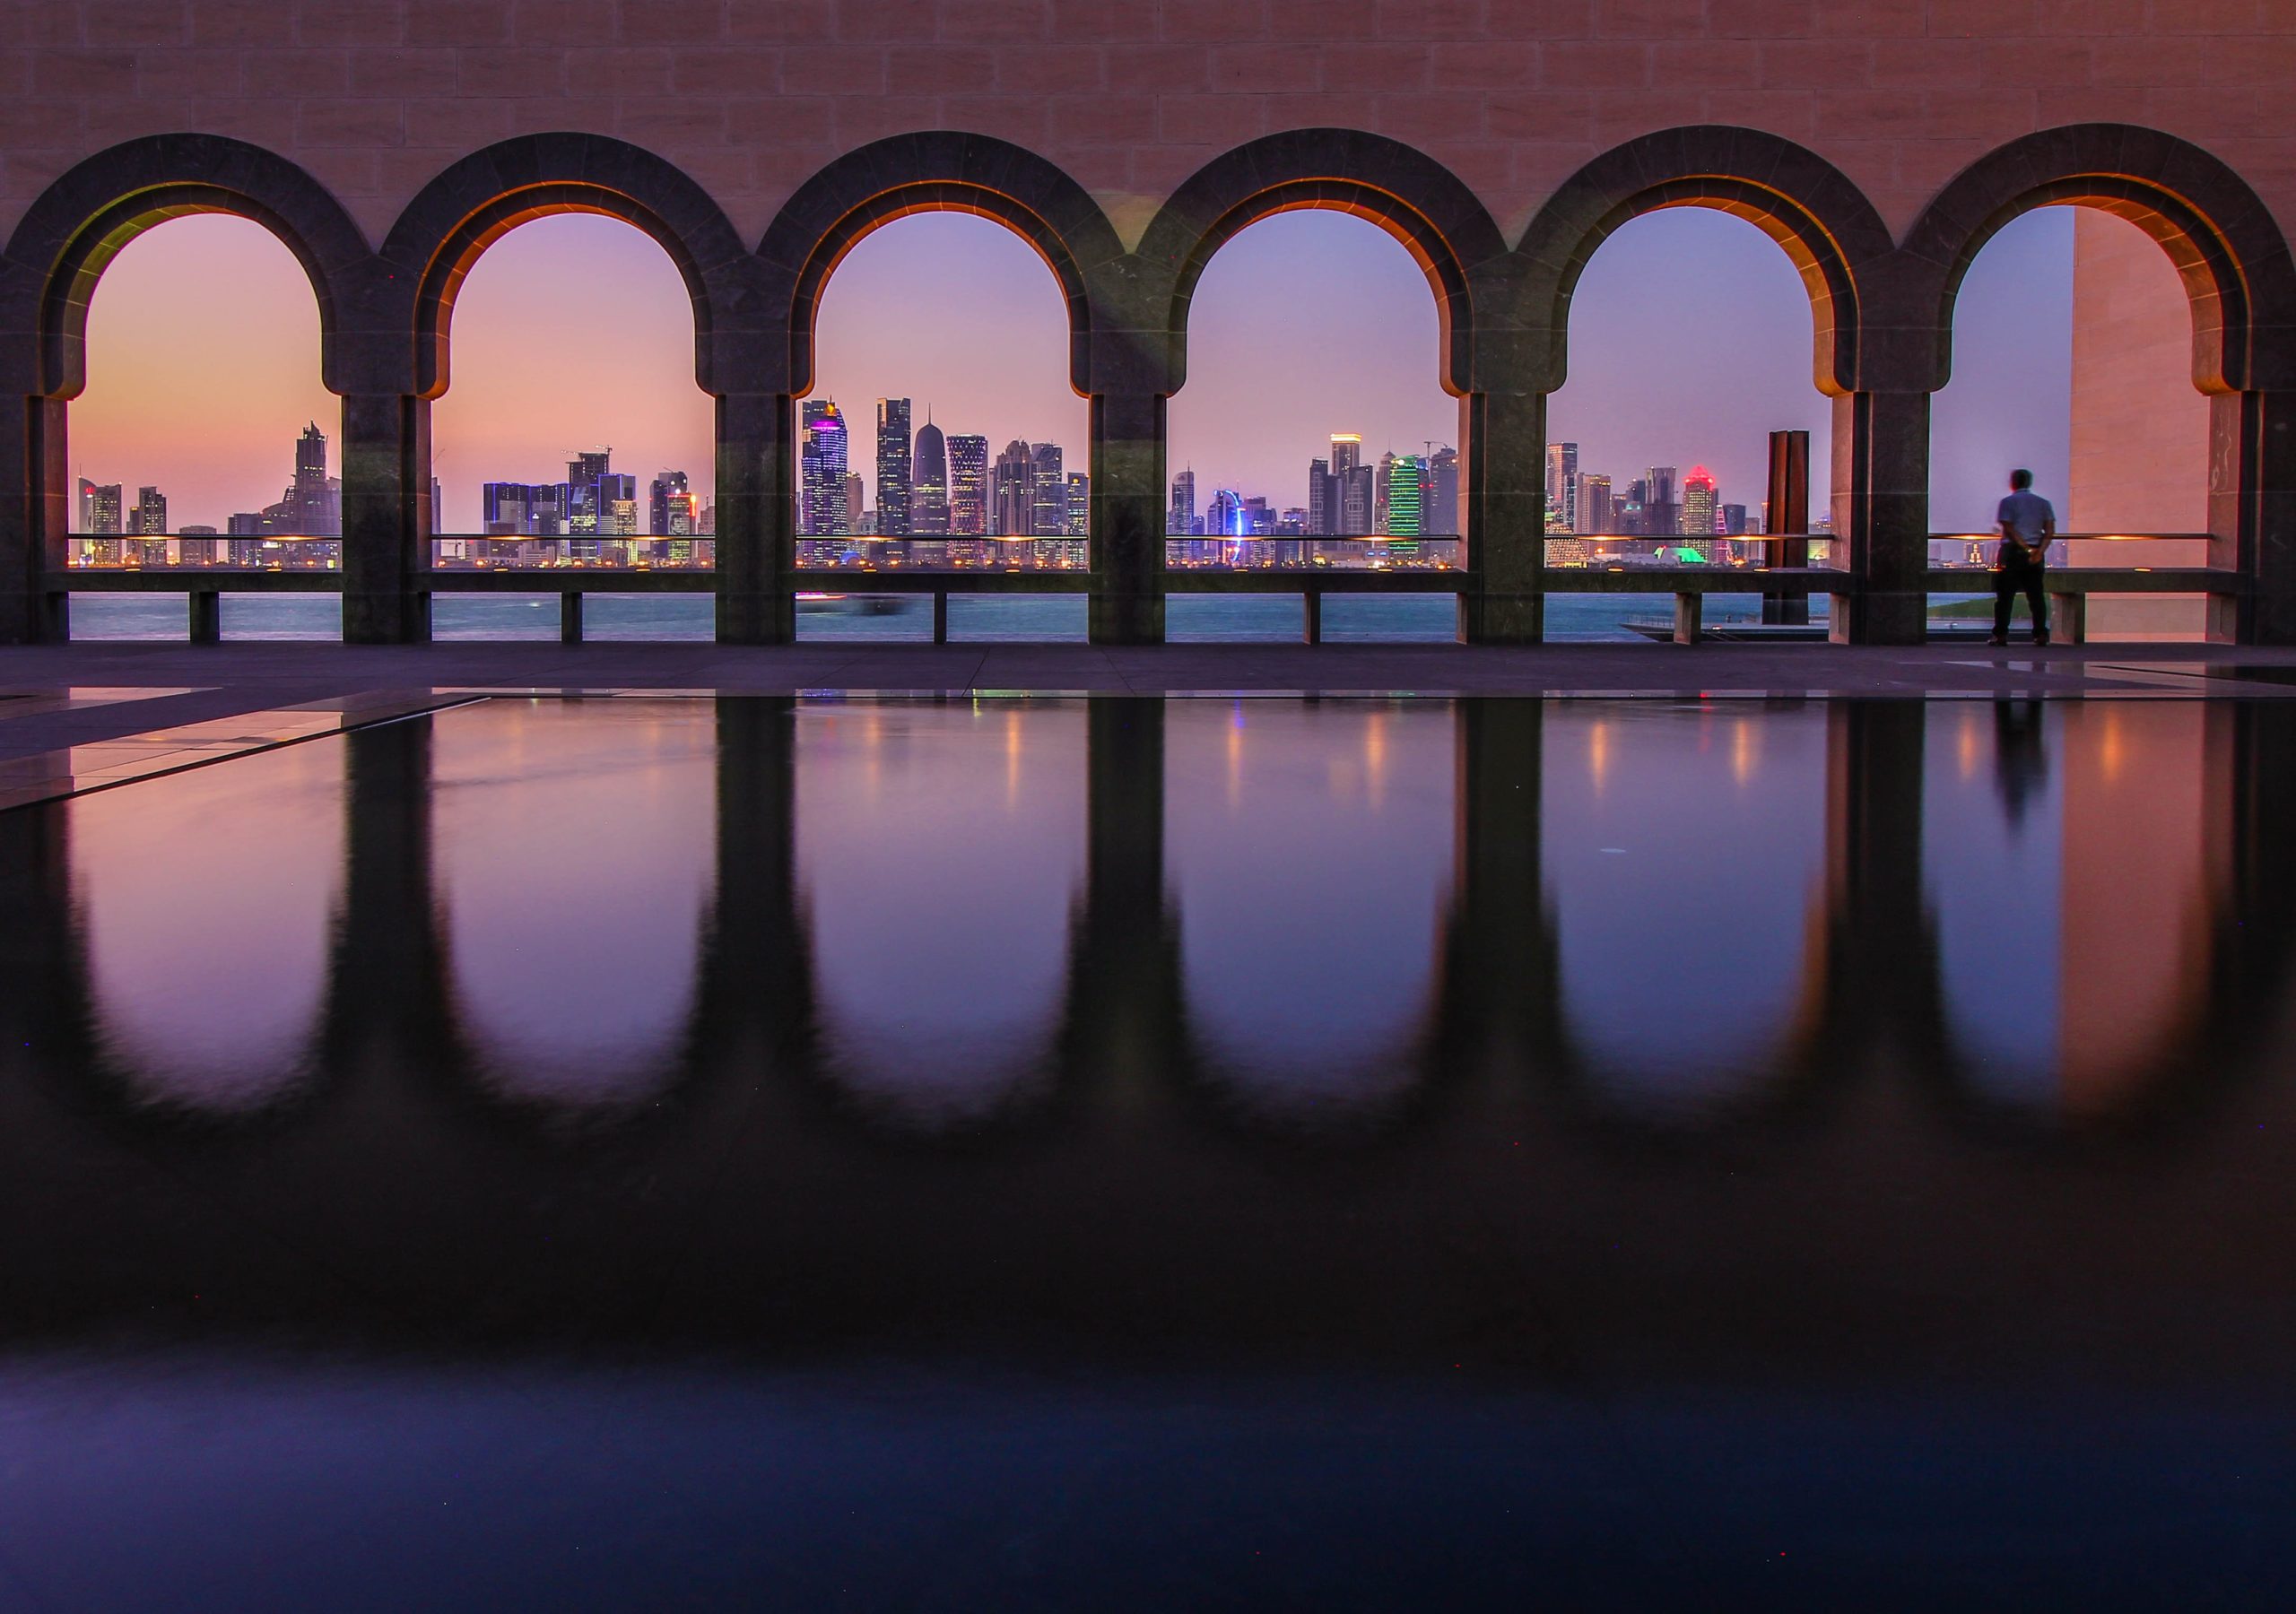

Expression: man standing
xmin=1990 ymin=468 xmax=2055 ymax=647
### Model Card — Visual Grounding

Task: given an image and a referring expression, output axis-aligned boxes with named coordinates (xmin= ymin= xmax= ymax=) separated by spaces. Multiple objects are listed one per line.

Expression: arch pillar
xmin=0 ymin=394 xmax=68 ymax=643
xmin=1088 ymin=391 xmax=1166 ymax=646
xmin=2210 ymin=389 xmax=2296 ymax=644
xmin=1831 ymin=389 xmax=1930 ymax=646
xmin=715 ymin=392 xmax=796 ymax=646
xmin=1458 ymin=387 xmax=1545 ymax=644
xmin=341 ymin=393 xmax=431 ymax=645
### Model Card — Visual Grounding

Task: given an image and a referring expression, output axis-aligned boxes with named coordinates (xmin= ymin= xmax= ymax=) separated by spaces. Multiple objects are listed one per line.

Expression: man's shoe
xmin=1987 ymin=633 xmax=2008 ymax=646
xmin=2035 ymin=634 xmax=2050 ymax=647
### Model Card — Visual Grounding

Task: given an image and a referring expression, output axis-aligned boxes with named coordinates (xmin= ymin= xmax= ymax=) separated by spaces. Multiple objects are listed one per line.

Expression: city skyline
xmin=71 ymin=206 xmax=2087 ymax=539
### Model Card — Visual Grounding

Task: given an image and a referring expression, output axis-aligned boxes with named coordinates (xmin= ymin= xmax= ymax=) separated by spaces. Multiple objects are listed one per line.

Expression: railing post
xmin=341 ymin=394 xmax=431 ymax=645
xmin=716 ymin=392 xmax=794 ymax=645
xmin=188 ymin=588 xmax=221 ymax=644
xmin=932 ymin=587 xmax=949 ymax=645
xmin=1673 ymin=591 xmax=1701 ymax=645
xmin=1831 ymin=390 xmax=1930 ymax=646
xmin=0 ymin=395 xmax=68 ymax=644
xmin=1458 ymin=389 xmax=1544 ymax=644
xmin=1301 ymin=588 xmax=1322 ymax=645
xmin=2210 ymin=390 xmax=2296 ymax=645
xmin=1088 ymin=392 xmax=1165 ymax=646
xmin=560 ymin=591 xmax=583 ymax=643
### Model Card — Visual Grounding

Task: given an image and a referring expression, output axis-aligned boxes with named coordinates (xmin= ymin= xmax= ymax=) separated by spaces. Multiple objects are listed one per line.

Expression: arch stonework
xmin=5 ymin=0 xmax=2296 ymax=647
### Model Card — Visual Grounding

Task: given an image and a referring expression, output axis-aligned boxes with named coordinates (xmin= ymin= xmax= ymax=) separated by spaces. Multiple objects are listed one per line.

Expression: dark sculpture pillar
xmin=340 ymin=393 xmax=431 ymax=645
xmin=715 ymin=392 xmax=795 ymax=646
xmin=2209 ymin=389 xmax=2296 ymax=645
xmin=1088 ymin=392 xmax=1166 ymax=645
xmin=1458 ymin=389 xmax=1545 ymax=644
xmin=1831 ymin=390 xmax=1930 ymax=646
xmin=0 ymin=394 xmax=68 ymax=644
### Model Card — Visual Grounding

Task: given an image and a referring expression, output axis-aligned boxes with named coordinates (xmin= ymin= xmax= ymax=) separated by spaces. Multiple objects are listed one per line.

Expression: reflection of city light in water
xmin=2100 ymin=707 xmax=2126 ymax=785
xmin=1005 ymin=707 xmax=1023 ymax=809
xmin=1731 ymin=718 xmax=1755 ymax=785
xmin=1227 ymin=700 xmax=1245 ymax=810
xmin=1588 ymin=720 xmax=1611 ymax=795
xmin=1365 ymin=710 xmax=1387 ymax=811
xmin=1959 ymin=711 xmax=1981 ymax=780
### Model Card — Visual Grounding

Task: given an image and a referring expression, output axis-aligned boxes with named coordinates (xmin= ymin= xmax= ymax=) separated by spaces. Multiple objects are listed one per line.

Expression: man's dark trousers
xmin=1995 ymin=551 xmax=2048 ymax=641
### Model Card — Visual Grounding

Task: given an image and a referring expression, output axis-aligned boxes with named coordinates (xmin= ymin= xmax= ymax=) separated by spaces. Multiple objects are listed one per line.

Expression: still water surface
xmin=4 ymin=696 xmax=2292 ymax=1604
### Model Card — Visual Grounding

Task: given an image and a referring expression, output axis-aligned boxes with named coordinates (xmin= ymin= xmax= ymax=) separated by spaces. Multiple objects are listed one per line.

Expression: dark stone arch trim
xmin=1513 ymin=128 xmax=1897 ymax=395
xmin=1901 ymin=125 xmax=2296 ymax=395
xmin=381 ymin=134 xmax=754 ymax=398
xmin=758 ymin=134 xmax=1122 ymax=398
xmin=0 ymin=135 xmax=372 ymax=398
xmin=1136 ymin=131 xmax=1508 ymax=395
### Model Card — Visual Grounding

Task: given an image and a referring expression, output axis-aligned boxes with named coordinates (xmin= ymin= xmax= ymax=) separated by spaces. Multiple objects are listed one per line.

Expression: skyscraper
xmin=1643 ymin=464 xmax=1681 ymax=535
xmin=78 ymin=479 xmax=121 ymax=535
xmin=911 ymin=420 xmax=950 ymax=535
xmin=799 ymin=402 xmax=848 ymax=535
xmin=1424 ymin=447 xmax=1459 ymax=536
xmin=843 ymin=473 xmax=865 ymax=536
xmin=131 ymin=486 xmax=167 ymax=534
xmin=648 ymin=470 xmax=689 ymax=536
xmin=1306 ymin=457 xmax=1331 ymax=534
xmin=993 ymin=439 xmax=1035 ymax=535
xmin=565 ymin=448 xmax=613 ymax=536
xmin=1545 ymin=442 xmax=1578 ymax=532
xmin=1386 ymin=457 xmax=1422 ymax=536
xmin=1169 ymin=467 xmax=1196 ymax=535
xmin=945 ymin=432 xmax=986 ymax=538
xmin=1205 ymin=488 xmax=1245 ymax=537
xmin=1576 ymin=473 xmax=1613 ymax=535
xmin=1030 ymin=443 xmax=1065 ymax=538
xmin=875 ymin=398 xmax=911 ymax=536
xmin=1329 ymin=433 xmax=1361 ymax=481
xmin=1682 ymin=466 xmax=1718 ymax=538
xmin=1064 ymin=472 xmax=1090 ymax=538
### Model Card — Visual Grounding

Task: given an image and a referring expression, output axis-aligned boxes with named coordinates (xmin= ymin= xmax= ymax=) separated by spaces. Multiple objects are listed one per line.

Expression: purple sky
xmin=72 ymin=203 xmax=2084 ymax=536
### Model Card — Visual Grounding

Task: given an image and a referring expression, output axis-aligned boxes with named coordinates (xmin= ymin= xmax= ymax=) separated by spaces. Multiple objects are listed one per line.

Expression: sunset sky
xmin=73 ymin=203 xmax=2092 ymax=537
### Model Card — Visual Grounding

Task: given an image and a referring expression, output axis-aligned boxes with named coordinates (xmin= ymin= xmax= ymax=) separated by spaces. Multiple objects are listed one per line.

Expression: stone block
xmin=405 ymin=0 xmax=513 ymax=48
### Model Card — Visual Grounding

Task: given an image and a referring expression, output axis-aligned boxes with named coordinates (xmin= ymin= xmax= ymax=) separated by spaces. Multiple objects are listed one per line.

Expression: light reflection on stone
xmin=794 ymin=700 xmax=1088 ymax=1128
xmin=71 ymin=738 xmax=344 ymax=1113
xmin=433 ymin=700 xmax=714 ymax=1111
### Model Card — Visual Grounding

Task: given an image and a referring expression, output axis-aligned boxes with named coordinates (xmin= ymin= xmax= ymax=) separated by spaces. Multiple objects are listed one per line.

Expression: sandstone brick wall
xmin=4 ymin=1 xmax=2294 ymax=253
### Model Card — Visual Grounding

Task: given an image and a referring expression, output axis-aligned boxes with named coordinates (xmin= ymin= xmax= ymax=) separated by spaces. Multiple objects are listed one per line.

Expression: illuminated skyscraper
xmin=1545 ymin=442 xmax=1578 ymax=532
xmin=79 ymin=479 xmax=122 ymax=534
xmin=843 ymin=473 xmax=865 ymax=534
xmin=945 ymin=432 xmax=986 ymax=537
xmin=1306 ymin=457 xmax=1331 ymax=534
xmin=1030 ymin=443 xmax=1064 ymax=537
xmin=1424 ymin=446 xmax=1459 ymax=535
xmin=1329 ymin=433 xmax=1361 ymax=480
xmin=993 ymin=439 xmax=1035 ymax=535
xmin=1169 ymin=467 xmax=1196 ymax=534
xmin=1682 ymin=465 xmax=1718 ymax=538
xmin=1064 ymin=472 xmax=1090 ymax=537
xmin=1576 ymin=473 xmax=1613 ymax=534
xmin=1386 ymin=456 xmax=1422 ymax=536
xmin=648 ymin=470 xmax=689 ymax=536
xmin=799 ymin=402 xmax=848 ymax=535
xmin=875 ymin=398 xmax=911 ymax=535
xmin=911 ymin=420 xmax=950 ymax=535
xmin=131 ymin=486 xmax=167 ymax=534
xmin=1643 ymin=464 xmax=1681 ymax=535
xmin=1205 ymin=488 xmax=1245 ymax=537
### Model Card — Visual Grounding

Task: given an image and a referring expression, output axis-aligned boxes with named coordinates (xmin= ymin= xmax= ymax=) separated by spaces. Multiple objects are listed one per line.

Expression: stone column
xmin=2208 ymin=390 xmax=2296 ymax=645
xmin=0 ymin=395 xmax=68 ymax=644
xmin=324 ymin=713 xmax=457 ymax=1070
xmin=1816 ymin=699 xmax=1945 ymax=1067
xmin=1088 ymin=392 xmax=1165 ymax=646
xmin=340 ymin=393 xmax=431 ymax=645
xmin=1831 ymin=390 xmax=1929 ymax=646
xmin=1457 ymin=389 xmax=1544 ymax=644
xmin=715 ymin=392 xmax=794 ymax=646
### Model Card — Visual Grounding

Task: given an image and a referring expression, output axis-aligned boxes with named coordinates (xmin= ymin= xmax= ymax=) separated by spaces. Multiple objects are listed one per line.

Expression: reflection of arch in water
xmin=1921 ymin=700 xmax=2296 ymax=1135
xmin=68 ymin=740 xmax=346 ymax=1117
xmin=1161 ymin=700 xmax=1459 ymax=1135
xmin=429 ymin=699 xmax=717 ymax=1117
xmin=1533 ymin=700 xmax=1839 ymax=1127
xmin=790 ymin=699 xmax=1089 ymax=1134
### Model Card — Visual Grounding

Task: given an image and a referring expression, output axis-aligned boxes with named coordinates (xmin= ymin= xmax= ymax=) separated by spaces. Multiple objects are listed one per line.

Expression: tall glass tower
xmin=875 ymin=398 xmax=911 ymax=535
xmin=911 ymin=420 xmax=950 ymax=536
xmin=947 ymin=434 xmax=987 ymax=537
xmin=800 ymin=402 xmax=848 ymax=535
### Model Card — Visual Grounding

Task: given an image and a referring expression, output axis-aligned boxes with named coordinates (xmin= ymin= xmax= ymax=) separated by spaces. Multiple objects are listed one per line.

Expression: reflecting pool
xmin=4 ymin=695 xmax=2294 ymax=1605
